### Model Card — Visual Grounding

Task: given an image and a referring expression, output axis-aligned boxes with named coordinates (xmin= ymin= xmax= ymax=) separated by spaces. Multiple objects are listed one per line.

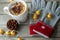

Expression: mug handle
xmin=3 ymin=7 xmax=9 ymax=14
xmin=3 ymin=7 xmax=14 ymax=17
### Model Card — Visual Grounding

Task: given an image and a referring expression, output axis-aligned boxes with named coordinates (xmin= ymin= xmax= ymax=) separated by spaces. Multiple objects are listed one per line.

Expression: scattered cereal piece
xmin=35 ymin=10 xmax=41 ymax=15
xmin=11 ymin=30 xmax=17 ymax=36
xmin=6 ymin=31 xmax=11 ymax=36
xmin=0 ymin=29 xmax=5 ymax=35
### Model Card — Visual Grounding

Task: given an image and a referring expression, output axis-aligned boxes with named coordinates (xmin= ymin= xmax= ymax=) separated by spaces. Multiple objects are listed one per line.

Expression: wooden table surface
xmin=0 ymin=0 xmax=60 ymax=40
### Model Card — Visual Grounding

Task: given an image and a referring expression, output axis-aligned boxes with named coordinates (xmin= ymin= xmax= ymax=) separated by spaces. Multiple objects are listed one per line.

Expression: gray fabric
xmin=31 ymin=0 xmax=46 ymax=12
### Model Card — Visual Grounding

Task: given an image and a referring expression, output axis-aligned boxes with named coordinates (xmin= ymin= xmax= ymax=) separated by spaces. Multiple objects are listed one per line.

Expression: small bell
xmin=17 ymin=37 xmax=22 ymax=40
xmin=46 ymin=13 xmax=53 ymax=20
xmin=11 ymin=30 xmax=17 ymax=36
xmin=9 ymin=0 xmax=14 ymax=2
xmin=33 ymin=14 xmax=38 ymax=21
xmin=0 ymin=29 xmax=5 ymax=35
xmin=35 ymin=10 xmax=41 ymax=15
xmin=5 ymin=30 xmax=11 ymax=36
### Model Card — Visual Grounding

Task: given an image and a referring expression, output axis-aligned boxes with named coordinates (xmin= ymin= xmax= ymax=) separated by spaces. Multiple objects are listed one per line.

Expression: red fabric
xmin=30 ymin=24 xmax=37 ymax=35
xmin=33 ymin=20 xmax=54 ymax=37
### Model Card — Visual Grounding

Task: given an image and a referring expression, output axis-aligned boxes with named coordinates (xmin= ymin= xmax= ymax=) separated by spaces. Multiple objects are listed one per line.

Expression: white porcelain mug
xmin=3 ymin=0 xmax=28 ymax=23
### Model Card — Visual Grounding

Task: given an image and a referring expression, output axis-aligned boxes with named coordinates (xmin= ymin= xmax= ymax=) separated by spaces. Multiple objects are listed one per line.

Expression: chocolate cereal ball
xmin=7 ymin=19 xmax=18 ymax=30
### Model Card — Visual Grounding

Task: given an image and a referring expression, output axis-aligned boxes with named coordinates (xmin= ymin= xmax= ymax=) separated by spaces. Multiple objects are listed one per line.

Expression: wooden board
xmin=0 ymin=0 xmax=60 ymax=40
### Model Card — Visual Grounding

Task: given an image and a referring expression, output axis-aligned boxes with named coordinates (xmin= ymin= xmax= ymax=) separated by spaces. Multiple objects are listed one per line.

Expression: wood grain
xmin=0 ymin=0 xmax=60 ymax=40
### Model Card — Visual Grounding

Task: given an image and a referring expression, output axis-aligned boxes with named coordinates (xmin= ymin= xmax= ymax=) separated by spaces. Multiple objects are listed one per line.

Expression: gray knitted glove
xmin=30 ymin=0 xmax=46 ymax=24
xmin=41 ymin=1 xmax=60 ymax=27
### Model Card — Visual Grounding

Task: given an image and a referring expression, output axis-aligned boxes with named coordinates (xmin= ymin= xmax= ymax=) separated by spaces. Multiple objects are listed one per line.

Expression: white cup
xmin=3 ymin=0 xmax=28 ymax=23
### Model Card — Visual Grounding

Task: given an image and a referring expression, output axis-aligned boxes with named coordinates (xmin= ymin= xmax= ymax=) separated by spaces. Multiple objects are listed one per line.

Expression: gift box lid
xmin=33 ymin=20 xmax=54 ymax=38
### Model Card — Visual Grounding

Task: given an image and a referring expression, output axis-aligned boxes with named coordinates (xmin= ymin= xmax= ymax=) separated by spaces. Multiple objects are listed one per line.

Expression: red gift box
xmin=33 ymin=20 xmax=54 ymax=38
xmin=30 ymin=24 xmax=37 ymax=35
